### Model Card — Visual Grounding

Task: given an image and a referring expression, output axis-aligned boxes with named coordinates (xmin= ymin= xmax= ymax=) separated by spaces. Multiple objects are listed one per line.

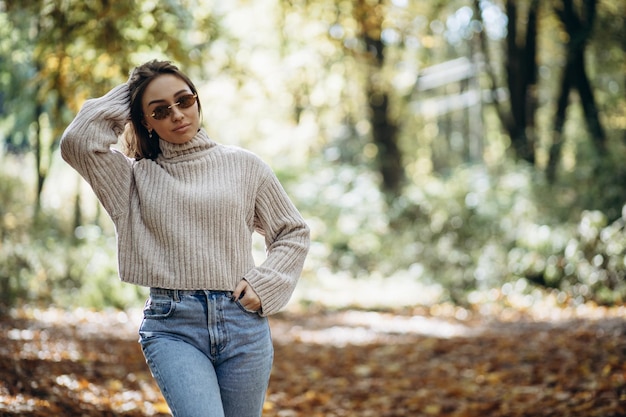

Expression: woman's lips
xmin=173 ymin=124 xmax=191 ymax=133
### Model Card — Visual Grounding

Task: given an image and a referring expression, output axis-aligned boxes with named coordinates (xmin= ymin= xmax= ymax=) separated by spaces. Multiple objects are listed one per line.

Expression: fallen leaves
xmin=267 ymin=307 xmax=626 ymax=417
xmin=0 ymin=308 xmax=167 ymax=417
xmin=0 ymin=305 xmax=624 ymax=416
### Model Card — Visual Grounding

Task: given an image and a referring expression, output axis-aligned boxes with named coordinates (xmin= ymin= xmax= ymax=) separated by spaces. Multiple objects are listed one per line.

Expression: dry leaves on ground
xmin=0 ymin=304 xmax=624 ymax=416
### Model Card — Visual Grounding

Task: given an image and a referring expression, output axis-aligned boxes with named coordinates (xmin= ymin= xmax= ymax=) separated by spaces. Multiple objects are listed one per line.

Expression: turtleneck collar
xmin=157 ymin=128 xmax=217 ymax=162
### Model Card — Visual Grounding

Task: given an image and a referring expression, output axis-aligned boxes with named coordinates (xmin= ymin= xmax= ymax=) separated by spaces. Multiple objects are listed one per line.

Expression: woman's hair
xmin=123 ymin=60 xmax=201 ymax=160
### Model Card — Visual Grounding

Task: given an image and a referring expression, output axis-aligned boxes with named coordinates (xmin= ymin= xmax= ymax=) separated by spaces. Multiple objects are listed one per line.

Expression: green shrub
xmin=0 ymin=165 xmax=147 ymax=311
xmin=296 ymin=159 xmax=625 ymax=306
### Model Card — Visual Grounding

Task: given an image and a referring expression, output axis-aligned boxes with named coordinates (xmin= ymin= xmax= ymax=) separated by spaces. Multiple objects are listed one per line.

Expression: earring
xmin=148 ymin=130 xmax=153 ymax=139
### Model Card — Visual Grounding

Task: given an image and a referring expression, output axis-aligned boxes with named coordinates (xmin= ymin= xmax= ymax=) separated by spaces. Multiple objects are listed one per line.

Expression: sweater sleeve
xmin=244 ymin=165 xmax=310 ymax=316
xmin=60 ymin=83 xmax=133 ymax=220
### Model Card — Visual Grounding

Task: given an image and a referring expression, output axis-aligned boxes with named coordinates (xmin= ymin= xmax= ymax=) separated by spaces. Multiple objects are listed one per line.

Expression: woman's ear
xmin=139 ymin=118 xmax=153 ymax=138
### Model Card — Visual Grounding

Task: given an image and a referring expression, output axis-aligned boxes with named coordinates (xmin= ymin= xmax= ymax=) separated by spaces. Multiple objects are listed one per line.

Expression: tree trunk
xmin=475 ymin=0 xmax=539 ymax=165
xmin=546 ymin=63 xmax=573 ymax=182
xmin=34 ymin=101 xmax=44 ymax=217
xmin=368 ymin=88 xmax=403 ymax=194
xmin=357 ymin=0 xmax=404 ymax=197
xmin=574 ymin=51 xmax=606 ymax=152
xmin=547 ymin=0 xmax=605 ymax=182
xmin=504 ymin=0 xmax=539 ymax=164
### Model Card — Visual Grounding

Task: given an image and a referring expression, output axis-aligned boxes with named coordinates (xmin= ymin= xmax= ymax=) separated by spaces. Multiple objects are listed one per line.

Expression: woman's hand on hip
xmin=232 ymin=280 xmax=262 ymax=312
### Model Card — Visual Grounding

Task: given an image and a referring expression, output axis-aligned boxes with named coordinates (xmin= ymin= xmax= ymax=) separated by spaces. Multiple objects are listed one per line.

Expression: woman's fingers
xmin=232 ymin=280 xmax=261 ymax=312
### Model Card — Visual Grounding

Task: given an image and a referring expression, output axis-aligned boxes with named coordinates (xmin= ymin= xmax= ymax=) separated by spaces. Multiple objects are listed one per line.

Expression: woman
xmin=60 ymin=60 xmax=310 ymax=417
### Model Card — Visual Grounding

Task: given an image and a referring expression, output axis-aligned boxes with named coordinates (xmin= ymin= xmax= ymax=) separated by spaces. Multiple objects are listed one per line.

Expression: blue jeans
xmin=139 ymin=289 xmax=273 ymax=417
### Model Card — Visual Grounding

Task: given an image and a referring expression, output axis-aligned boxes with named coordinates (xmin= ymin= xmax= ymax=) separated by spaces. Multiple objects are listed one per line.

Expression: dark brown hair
xmin=124 ymin=60 xmax=201 ymax=160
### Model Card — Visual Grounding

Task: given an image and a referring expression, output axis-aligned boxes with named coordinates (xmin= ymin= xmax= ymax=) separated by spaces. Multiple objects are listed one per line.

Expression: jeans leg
xmin=139 ymin=291 xmax=225 ymax=417
xmin=216 ymin=296 xmax=274 ymax=417
xmin=142 ymin=336 xmax=224 ymax=417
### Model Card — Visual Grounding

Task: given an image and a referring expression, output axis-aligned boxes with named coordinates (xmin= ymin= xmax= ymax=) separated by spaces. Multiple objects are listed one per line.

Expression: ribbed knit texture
xmin=60 ymin=83 xmax=310 ymax=315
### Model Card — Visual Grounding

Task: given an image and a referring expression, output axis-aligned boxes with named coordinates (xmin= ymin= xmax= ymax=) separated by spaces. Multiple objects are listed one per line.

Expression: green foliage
xmin=0 ymin=166 xmax=146 ymax=311
xmin=297 ymin=156 xmax=626 ymax=306
xmin=0 ymin=0 xmax=220 ymax=142
xmin=514 ymin=206 xmax=626 ymax=305
xmin=55 ymin=226 xmax=148 ymax=310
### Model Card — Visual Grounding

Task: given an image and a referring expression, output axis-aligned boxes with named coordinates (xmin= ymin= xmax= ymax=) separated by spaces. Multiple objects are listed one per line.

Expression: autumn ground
xmin=0 ymin=300 xmax=625 ymax=417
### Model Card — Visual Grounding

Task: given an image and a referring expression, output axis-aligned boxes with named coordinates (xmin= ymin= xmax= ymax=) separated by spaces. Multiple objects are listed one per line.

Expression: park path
xmin=1 ymin=304 xmax=625 ymax=416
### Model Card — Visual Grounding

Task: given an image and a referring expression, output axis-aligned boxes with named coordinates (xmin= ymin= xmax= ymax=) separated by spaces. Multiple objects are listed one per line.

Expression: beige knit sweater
xmin=60 ymin=83 xmax=310 ymax=315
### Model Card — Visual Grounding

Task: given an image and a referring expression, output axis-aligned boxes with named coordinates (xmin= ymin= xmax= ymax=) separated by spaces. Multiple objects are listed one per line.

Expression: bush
xmin=296 ymin=159 xmax=626 ymax=306
xmin=0 ymin=165 xmax=147 ymax=312
xmin=517 ymin=208 xmax=626 ymax=305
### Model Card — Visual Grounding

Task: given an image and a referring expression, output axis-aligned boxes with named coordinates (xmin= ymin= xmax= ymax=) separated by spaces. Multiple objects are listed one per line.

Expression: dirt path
xmin=1 ymin=306 xmax=624 ymax=416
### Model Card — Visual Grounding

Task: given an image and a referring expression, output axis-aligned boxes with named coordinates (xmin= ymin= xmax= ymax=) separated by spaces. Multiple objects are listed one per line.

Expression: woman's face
xmin=142 ymin=74 xmax=200 ymax=145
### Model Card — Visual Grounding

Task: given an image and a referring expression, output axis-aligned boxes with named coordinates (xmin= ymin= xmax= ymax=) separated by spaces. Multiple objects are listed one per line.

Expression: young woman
xmin=60 ymin=60 xmax=310 ymax=417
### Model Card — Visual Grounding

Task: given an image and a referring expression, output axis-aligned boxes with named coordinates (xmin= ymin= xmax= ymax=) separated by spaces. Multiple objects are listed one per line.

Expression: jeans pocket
xmin=143 ymin=294 xmax=176 ymax=319
xmin=234 ymin=299 xmax=261 ymax=315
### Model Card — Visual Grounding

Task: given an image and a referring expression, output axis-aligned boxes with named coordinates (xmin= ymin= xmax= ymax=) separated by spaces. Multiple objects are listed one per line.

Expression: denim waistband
xmin=149 ymin=288 xmax=232 ymax=302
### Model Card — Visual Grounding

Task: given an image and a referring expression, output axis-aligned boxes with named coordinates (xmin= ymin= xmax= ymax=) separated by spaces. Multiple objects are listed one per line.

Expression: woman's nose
xmin=171 ymin=105 xmax=184 ymax=120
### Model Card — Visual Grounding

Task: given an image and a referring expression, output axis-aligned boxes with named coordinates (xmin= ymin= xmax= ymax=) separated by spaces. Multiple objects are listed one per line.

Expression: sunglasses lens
xmin=150 ymin=95 xmax=196 ymax=120
xmin=152 ymin=106 xmax=169 ymax=120
xmin=179 ymin=94 xmax=197 ymax=108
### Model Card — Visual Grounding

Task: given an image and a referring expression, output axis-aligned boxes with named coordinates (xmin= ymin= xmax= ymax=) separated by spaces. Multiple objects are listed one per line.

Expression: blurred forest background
xmin=0 ymin=0 xmax=625 ymax=313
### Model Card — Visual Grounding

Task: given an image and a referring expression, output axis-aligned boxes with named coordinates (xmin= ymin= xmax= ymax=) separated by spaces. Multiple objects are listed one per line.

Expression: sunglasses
xmin=149 ymin=94 xmax=198 ymax=120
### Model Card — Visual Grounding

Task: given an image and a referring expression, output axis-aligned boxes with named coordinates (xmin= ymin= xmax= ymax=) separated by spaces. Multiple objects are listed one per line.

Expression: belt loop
xmin=173 ymin=290 xmax=180 ymax=302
